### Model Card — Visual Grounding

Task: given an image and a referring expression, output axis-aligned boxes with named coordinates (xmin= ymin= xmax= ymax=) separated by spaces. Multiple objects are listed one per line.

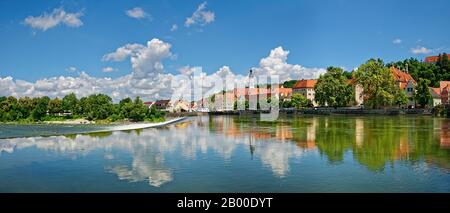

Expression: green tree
xmin=354 ymin=59 xmax=398 ymax=108
xmin=129 ymin=97 xmax=148 ymax=122
xmin=394 ymin=89 xmax=408 ymax=107
xmin=84 ymin=94 xmax=113 ymax=120
xmin=414 ymin=78 xmax=432 ymax=108
xmin=291 ymin=93 xmax=310 ymax=109
xmin=119 ymin=97 xmax=133 ymax=119
xmin=31 ymin=96 xmax=50 ymax=121
xmin=62 ymin=93 xmax=78 ymax=113
xmin=48 ymin=98 xmax=62 ymax=114
xmin=17 ymin=97 xmax=34 ymax=119
xmin=314 ymin=67 xmax=354 ymax=107
xmin=282 ymin=80 xmax=298 ymax=88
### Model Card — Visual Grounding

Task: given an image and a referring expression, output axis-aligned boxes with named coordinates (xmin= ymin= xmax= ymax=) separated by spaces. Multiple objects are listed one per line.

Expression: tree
xmin=314 ymin=67 xmax=354 ymax=107
xmin=354 ymin=59 xmax=398 ymax=108
xmin=84 ymin=94 xmax=113 ymax=120
xmin=62 ymin=93 xmax=78 ymax=113
xmin=282 ymin=80 xmax=298 ymax=88
xmin=394 ymin=89 xmax=408 ymax=107
xmin=291 ymin=93 xmax=310 ymax=109
xmin=414 ymin=78 xmax=432 ymax=108
xmin=129 ymin=97 xmax=148 ymax=122
xmin=48 ymin=97 xmax=62 ymax=114
xmin=17 ymin=97 xmax=34 ymax=119
xmin=119 ymin=97 xmax=133 ymax=119
xmin=31 ymin=96 xmax=50 ymax=121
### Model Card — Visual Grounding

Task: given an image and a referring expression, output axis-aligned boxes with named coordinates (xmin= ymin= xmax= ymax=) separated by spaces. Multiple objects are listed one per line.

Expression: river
xmin=0 ymin=115 xmax=449 ymax=192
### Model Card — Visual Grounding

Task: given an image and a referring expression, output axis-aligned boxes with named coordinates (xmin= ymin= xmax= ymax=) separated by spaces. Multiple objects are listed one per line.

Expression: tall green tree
xmin=48 ymin=97 xmax=62 ymax=114
xmin=291 ymin=93 xmax=311 ymax=109
xmin=62 ymin=93 xmax=78 ymax=113
xmin=414 ymin=78 xmax=432 ymax=108
xmin=17 ymin=97 xmax=34 ymax=119
xmin=129 ymin=97 xmax=148 ymax=122
xmin=31 ymin=96 xmax=50 ymax=121
xmin=314 ymin=67 xmax=354 ymax=107
xmin=354 ymin=59 xmax=399 ymax=108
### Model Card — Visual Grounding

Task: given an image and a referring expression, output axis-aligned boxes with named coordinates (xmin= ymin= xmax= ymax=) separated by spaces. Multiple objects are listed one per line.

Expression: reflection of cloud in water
xmin=256 ymin=140 xmax=302 ymax=177
xmin=0 ymin=117 xmax=307 ymax=186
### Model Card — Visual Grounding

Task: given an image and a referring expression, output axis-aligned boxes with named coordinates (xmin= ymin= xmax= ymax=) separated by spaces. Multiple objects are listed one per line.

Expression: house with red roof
xmin=429 ymin=87 xmax=442 ymax=107
xmin=390 ymin=66 xmax=417 ymax=107
xmin=293 ymin=79 xmax=318 ymax=106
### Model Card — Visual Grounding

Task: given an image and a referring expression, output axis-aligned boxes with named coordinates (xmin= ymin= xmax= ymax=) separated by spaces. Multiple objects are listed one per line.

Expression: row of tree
xmin=0 ymin=93 xmax=164 ymax=122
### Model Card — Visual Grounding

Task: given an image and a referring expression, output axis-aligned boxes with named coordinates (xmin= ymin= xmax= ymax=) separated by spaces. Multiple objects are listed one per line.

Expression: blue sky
xmin=0 ymin=0 xmax=449 ymax=100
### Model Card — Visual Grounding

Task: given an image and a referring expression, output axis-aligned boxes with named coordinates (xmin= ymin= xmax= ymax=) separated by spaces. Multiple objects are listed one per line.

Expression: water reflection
xmin=0 ymin=116 xmax=450 ymax=188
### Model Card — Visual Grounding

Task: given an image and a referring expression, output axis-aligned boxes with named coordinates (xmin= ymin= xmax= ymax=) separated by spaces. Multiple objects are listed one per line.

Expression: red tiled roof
xmin=293 ymin=79 xmax=317 ymax=89
xmin=154 ymin=100 xmax=170 ymax=105
xmin=440 ymin=81 xmax=450 ymax=92
xmin=425 ymin=54 xmax=450 ymax=63
xmin=390 ymin=67 xmax=416 ymax=84
xmin=430 ymin=87 xmax=441 ymax=98
xmin=143 ymin=101 xmax=153 ymax=105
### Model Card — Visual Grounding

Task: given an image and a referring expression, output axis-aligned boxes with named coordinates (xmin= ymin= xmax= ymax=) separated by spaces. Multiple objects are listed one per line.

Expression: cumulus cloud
xmin=410 ymin=46 xmax=432 ymax=54
xmin=1 ymin=40 xmax=324 ymax=102
xmin=393 ymin=38 xmax=402 ymax=44
xmin=185 ymin=1 xmax=215 ymax=27
xmin=170 ymin=24 xmax=178 ymax=31
xmin=24 ymin=8 xmax=83 ymax=31
xmin=102 ymin=67 xmax=116 ymax=73
xmin=251 ymin=47 xmax=326 ymax=81
xmin=125 ymin=7 xmax=150 ymax=20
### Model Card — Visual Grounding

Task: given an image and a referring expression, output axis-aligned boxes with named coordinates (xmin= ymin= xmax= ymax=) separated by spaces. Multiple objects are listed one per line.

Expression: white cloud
xmin=251 ymin=46 xmax=326 ymax=81
xmin=393 ymin=38 xmax=402 ymax=44
xmin=102 ymin=67 xmax=116 ymax=73
xmin=66 ymin=66 xmax=78 ymax=72
xmin=1 ymin=40 xmax=324 ymax=102
xmin=170 ymin=24 xmax=178 ymax=32
xmin=125 ymin=7 xmax=150 ymax=20
xmin=185 ymin=1 xmax=215 ymax=27
xmin=24 ymin=8 xmax=83 ymax=31
xmin=410 ymin=46 xmax=432 ymax=54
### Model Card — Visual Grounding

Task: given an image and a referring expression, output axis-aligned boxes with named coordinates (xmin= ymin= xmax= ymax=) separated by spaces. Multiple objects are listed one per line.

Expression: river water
xmin=0 ymin=115 xmax=449 ymax=192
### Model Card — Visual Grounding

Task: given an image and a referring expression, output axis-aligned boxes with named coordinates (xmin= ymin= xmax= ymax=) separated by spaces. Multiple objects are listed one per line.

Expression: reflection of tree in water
xmin=314 ymin=117 xmax=354 ymax=164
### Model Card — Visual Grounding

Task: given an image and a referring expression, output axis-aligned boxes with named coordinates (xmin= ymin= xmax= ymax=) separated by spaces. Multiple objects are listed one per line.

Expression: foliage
xmin=282 ymin=80 xmax=298 ymax=88
xmin=0 ymin=93 xmax=165 ymax=123
xmin=62 ymin=93 xmax=78 ymax=113
xmin=414 ymin=78 xmax=432 ymax=108
xmin=354 ymin=59 xmax=400 ymax=108
xmin=394 ymin=89 xmax=408 ymax=107
xmin=314 ymin=67 xmax=354 ymax=107
xmin=291 ymin=93 xmax=311 ymax=109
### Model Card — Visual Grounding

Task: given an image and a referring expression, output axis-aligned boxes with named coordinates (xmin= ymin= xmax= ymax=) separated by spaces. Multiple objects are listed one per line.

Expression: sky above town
xmin=0 ymin=0 xmax=449 ymax=101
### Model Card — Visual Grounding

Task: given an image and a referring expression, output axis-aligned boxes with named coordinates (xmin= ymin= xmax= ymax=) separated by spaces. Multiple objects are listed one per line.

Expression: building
xmin=424 ymin=54 xmax=450 ymax=63
xmin=143 ymin=101 xmax=154 ymax=108
xmin=169 ymin=100 xmax=190 ymax=112
xmin=292 ymin=79 xmax=318 ymax=106
xmin=429 ymin=87 xmax=442 ymax=107
xmin=153 ymin=100 xmax=171 ymax=110
xmin=390 ymin=66 xmax=417 ymax=107
xmin=440 ymin=81 xmax=450 ymax=104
